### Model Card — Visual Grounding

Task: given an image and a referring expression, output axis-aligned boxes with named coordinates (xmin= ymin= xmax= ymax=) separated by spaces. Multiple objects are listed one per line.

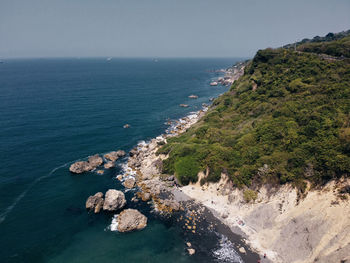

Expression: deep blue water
xmin=0 ymin=58 xmax=245 ymax=263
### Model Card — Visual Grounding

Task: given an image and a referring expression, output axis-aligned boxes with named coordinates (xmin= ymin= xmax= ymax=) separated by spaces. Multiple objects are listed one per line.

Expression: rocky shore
xmin=114 ymin=60 xmax=349 ymax=263
xmin=68 ymin=62 xmax=262 ymax=261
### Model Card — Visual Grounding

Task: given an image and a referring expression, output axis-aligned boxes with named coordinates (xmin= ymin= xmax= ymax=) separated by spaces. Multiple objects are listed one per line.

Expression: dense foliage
xmin=158 ymin=34 xmax=350 ymax=189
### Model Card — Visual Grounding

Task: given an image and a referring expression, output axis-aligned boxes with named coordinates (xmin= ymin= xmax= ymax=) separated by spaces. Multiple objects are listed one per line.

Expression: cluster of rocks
xmin=211 ymin=62 xmax=246 ymax=87
xmin=69 ymin=150 xmax=126 ymax=174
xmin=127 ymin=139 xmax=183 ymax=214
xmin=69 ymin=154 xmax=103 ymax=174
xmin=86 ymin=189 xmax=147 ymax=232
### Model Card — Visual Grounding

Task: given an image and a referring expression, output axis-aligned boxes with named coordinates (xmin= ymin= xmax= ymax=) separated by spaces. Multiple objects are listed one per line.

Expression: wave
xmin=212 ymin=234 xmax=243 ymax=263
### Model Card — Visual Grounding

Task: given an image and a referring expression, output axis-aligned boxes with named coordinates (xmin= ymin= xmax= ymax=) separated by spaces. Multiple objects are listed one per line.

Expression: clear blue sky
xmin=1 ymin=0 xmax=349 ymax=58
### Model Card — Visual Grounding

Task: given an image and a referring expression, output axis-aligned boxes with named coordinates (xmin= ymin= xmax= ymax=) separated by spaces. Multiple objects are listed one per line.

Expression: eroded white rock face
xmin=103 ymin=189 xmax=126 ymax=211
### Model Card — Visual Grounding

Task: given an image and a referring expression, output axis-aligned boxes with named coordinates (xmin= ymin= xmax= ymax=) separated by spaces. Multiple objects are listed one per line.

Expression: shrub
xmin=174 ymin=156 xmax=200 ymax=185
xmin=243 ymin=189 xmax=258 ymax=203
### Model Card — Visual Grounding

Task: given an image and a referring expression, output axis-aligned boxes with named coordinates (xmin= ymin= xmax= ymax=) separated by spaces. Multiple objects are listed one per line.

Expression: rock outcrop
xmin=88 ymin=154 xmax=103 ymax=167
xmin=117 ymin=209 xmax=147 ymax=232
xmin=69 ymin=154 xmax=104 ymax=174
xmin=104 ymin=162 xmax=115 ymax=169
xmin=104 ymin=150 xmax=126 ymax=162
xmin=69 ymin=161 xmax=92 ymax=174
xmin=103 ymin=189 xmax=126 ymax=211
xmin=123 ymin=177 xmax=136 ymax=189
xmin=86 ymin=192 xmax=104 ymax=213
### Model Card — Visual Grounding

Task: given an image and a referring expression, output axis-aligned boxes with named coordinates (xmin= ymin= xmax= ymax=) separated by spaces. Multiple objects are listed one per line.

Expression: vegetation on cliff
xmin=158 ymin=31 xmax=350 ymax=189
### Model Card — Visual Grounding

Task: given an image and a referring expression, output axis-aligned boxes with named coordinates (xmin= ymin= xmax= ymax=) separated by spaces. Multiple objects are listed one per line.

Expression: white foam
xmin=212 ymin=234 xmax=243 ymax=263
xmin=109 ymin=214 xmax=119 ymax=232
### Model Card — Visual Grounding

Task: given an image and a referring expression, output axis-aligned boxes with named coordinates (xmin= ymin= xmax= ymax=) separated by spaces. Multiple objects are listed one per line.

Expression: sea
xmin=0 ymin=58 xmax=256 ymax=263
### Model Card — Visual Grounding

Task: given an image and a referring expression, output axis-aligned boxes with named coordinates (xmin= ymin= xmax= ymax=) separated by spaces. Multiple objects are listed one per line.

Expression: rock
xmin=116 ymin=150 xmax=126 ymax=157
xmin=104 ymin=151 xmax=124 ymax=162
xmin=123 ymin=177 xmax=136 ymax=189
xmin=104 ymin=162 xmax=115 ymax=169
xmin=131 ymin=196 xmax=138 ymax=202
xmin=123 ymin=124 xmax=130 ymax=128
xmin=117 ymin=175 xmax=123 ymax=181
xmin=140 ymin=192 xmax=151 ymax=202
xmin=167 ymin=175 xmax=174 ymax=181
xmin=210 ymin=81 xmax=218 ymax=86
xmin=187 ymin=248 xmax=196 ymax=255
xmin=157 ymin=198 xmax=181 ymax=212
xmin=180 ymin=104 xmax=189 ymax=107
xmin=238 ymin=247 xmax=246 ymax=254
xmin=86 ymin=192 xmax=104 ymax=213
xmin=88 ymin=154 xmax=103 ymax=168
xmin=103 ymin=189 xmax=126 ymax=211
xmin=188 ymin=95 xmax=198 ymax=99
xmin=69 ymin=161 xmax=92 ymax=174
xmin=186 ymin=242 xmax=192 ymax=247
xmin=129 ymin=148 xmax=138 ymax=157
xmin=117 ymin=209 xmax=147 ymax=232
xmin=69 ymin=154 xmax=103 ymax=174
xmin=96 ymin=170 xmax=104 ymax=175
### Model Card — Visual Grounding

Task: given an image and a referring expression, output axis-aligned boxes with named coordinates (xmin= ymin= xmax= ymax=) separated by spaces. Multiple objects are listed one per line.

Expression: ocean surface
xmin=0 ymin=58 xmax=250 ymax=263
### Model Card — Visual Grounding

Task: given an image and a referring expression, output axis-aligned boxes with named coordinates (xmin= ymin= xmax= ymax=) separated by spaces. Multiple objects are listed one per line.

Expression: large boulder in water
xmin=69 ymin=161 xmax=92 ymax=174
xmin=69 ymin=154 xmax=103 ymax=174
xmin=117 ymin=209 xmax=147 ymax=232
xmin=103 ymin=189 xmax=126 ymax=211
xmin=86 ymin=192 xmax=104 ymax=213
xmin=104 ymin=150 xmax=126 ymax=162
xmin=88 ymin=154 xmax=103 ymax=168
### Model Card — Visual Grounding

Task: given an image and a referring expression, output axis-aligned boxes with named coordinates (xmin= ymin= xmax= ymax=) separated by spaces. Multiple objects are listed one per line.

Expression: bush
xmin=243 ymin=189 xmax=258 ymax=203
xmin=174 ymin=156 xmax=200 ymax=185
xmin=157 ymin=33 xmax=350 ymax=187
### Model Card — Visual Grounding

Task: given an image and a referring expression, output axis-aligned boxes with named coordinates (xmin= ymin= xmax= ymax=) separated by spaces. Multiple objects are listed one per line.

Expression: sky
xmin=0 ymin=0 xmax=349 ymax=58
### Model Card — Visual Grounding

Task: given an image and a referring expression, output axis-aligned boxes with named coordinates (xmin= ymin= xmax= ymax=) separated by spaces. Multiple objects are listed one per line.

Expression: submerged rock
xmin=96 ymin=170 xmax=104 ymax=175
xmin=123 ymin=124 xmax=130 ymax=129
xmin=103 ymin=189 xmax=126 ymax=211
xmin=123 ymin=178 xmax=136 ymax=189
xmin=117 ymin=209 xmax=147 ymax=232
xmin=187 ymin=248 xmax=196 ymax=255
xmin=86 ymin=192 xmax=104 ymax=213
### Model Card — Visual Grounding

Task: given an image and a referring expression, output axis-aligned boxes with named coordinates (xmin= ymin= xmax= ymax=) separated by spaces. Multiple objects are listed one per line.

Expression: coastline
xmin=121 ymin=61 xmax=350 ymax=263
xmin=119 ymin=63 xmax=265 ymax=262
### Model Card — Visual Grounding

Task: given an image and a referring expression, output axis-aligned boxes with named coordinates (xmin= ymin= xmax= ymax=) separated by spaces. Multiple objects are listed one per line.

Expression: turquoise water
xmin=0 ymin=58 xmax=249 ymax=262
